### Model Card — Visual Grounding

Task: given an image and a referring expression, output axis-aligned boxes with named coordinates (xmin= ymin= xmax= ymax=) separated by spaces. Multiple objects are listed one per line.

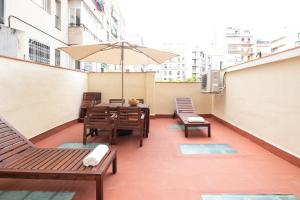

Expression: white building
xmin=156 ymin=43 xmax=192 ymax=82
xmin=255 ymin=40 xmax=271 ymax=58
xmin=271 ymin=28 xmax=300 ymax=54
xmin=0 ymin=0 xmax=125 ymax=72
xmin=224 ymin=27 xmax=254 ymax=67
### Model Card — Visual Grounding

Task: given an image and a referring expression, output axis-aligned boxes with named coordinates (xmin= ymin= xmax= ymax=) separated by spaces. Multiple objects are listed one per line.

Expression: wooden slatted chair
xmin=0 ymin=115 xmax=116 ymax=200
xmin=115 ymin=107 xmax=144 ymax=147
xmin=109 ymin=99 xmax=125 ymax=104
xmin=84 ymin=106 xmax=116 ymax=145
xmin=174 ymin=97 xmax=211 ymax=138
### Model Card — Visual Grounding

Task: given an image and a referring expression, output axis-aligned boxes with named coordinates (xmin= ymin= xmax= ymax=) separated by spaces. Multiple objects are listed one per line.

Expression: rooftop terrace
xmin=0 ymin=47 xmax=299 ymax=200
xmin=1 ymin=118 xmax=299 ymax=200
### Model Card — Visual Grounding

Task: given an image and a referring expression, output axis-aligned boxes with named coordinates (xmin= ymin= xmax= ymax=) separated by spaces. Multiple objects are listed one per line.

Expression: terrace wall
xmin=212 ymin=54 xmax=300 ymax=157
xmin=88 ymin=73 xmax=212 ymax=115
xmin=0 ymin=56 xmax=87 ymax=139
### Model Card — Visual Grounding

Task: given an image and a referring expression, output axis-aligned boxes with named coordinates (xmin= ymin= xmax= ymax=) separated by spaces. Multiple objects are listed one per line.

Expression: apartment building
xmin=156 ymin=43 xmax=192 ymax=82
xmin=255 ymin=40 xmax=271 ymax=58
xmin=271 ymin=28 xmax=300 ymax=54
xmin=0 ymin=0 xmax=125 ymax=71
xmin=223 ymin=27 xmax=254 ymax=67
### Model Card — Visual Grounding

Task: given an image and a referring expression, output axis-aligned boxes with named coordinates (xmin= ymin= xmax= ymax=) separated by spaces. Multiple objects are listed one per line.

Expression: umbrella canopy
xmin=60 ymin=41 xmax=177 ymax=65
xmin=59 ymin=41 xmax=177 ymax=101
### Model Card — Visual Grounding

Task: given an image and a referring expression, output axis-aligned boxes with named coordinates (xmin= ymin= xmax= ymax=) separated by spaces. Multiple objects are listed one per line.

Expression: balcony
xmin=0 ymin=46 xmax=300 ymax=199
xmin=68 ymin=24 xmax=102 ymax=45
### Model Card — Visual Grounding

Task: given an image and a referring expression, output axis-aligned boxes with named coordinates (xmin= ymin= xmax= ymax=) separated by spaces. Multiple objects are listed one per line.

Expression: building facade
xmin=223 ymin=27 xmax=254 ymax=67
xmin=255 ymin=40 xmax=271 ymax=58
xmin=156 ymin=43 xmax=193 ymax=82
xmin=0 ymin=0 xmax=125 ymax=72
xmin=271 ymin=28 xmax=300 ymax=54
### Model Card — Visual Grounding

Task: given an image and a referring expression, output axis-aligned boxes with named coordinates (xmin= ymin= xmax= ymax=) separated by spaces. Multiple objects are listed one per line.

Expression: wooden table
xmin=96 ymin=103 xmax=150 ymax=137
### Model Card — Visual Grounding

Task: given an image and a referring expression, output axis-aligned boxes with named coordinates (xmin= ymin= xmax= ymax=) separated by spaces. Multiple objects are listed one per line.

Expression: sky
xmin=117 ymin=0 xmax=300 ymax=50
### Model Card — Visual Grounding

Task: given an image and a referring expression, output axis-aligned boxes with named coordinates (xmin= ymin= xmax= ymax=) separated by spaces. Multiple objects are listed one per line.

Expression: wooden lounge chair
xmin=174 ymin=97 xmax=211 ymax=138
xmin=0 ymin=115 xmax=116 ymax=200
xmin=79 ymin=92 xmax=102 ymax=122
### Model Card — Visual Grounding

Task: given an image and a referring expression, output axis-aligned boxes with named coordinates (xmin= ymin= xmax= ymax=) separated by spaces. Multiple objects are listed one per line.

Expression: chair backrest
xmin=136 ymin=99 xmax=144 ymax=104
xmin=175 ymin=97 xmax=196 ymax=114
xmin=109 ymin=99 xmax=125 ymax=104
xmin=85 ymin=106 xmax=112 ymax=126
xmin=116 ymin=107 xmax=142 ymax=129
xmin=82 ymin=92 xmax=101 ymax=107
xmin=0 ymin=116 xmax=34 ymax=165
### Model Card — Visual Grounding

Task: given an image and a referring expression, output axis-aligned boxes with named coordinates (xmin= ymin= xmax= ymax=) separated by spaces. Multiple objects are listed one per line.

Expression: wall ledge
xmin=225 ymin=46 xmax=300 ymax=73
xmin=0 ymin=54 xmax=86 ymax=73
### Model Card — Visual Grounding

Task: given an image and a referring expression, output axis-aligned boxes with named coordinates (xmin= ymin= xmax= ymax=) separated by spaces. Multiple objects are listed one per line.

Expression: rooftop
xmin=1 ymin=118 xmax=299 ymax=200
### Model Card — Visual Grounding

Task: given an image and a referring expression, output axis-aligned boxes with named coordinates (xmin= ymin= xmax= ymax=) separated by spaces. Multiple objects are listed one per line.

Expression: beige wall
xmin=88 ymin=73 xmax=212 ymax=115
xmin=213 ymin=56 xmax=300 ymax=157
xmin=0 ymin=56 xmax=87 ymax=139
xmin=155 ymin=82 xmax=212 ymax=114
xmin=88 ymin=72 xmax=148 ymax=104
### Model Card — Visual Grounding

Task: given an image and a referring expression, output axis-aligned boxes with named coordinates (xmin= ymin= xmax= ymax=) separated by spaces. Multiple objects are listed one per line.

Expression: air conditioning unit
xmin=201 ymin=70 xmax=222 ymax=93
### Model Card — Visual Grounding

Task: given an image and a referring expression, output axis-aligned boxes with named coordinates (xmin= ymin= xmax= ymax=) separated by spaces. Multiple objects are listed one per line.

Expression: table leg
xmin=208 ymin=124 xmax=211 ymax=137
xmin=185 ymin=125 xmax=188 ymax=138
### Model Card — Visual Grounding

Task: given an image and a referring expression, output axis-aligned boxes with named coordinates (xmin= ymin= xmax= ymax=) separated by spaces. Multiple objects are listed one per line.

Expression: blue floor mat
xmin=58 ymin=143 xmax=107 ymax=149
xmin=201 ymin=194 xmax=298 ymax=200
xmin=180 ymin=144 xmax=237 ymax=154
xmin=0 ymin=190 xmax=75 ymax=200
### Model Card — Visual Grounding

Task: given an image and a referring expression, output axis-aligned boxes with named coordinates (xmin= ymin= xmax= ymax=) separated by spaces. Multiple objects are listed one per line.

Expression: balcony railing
xmin=55 ymin=15 xmax=61 ymax=30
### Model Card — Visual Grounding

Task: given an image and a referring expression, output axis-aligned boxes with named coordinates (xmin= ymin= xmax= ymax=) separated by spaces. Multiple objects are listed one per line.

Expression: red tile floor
xmin=0 ymin=118 xmax=299 ymax=200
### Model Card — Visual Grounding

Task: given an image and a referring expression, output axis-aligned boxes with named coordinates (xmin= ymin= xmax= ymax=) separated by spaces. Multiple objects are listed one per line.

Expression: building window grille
xmin=55 ymin=49 xmax=60 ymax=66
xmin=29 ymin=39 xmax=50 ymax=64
xmin=0 ymin=0 xmax=4 ymax=24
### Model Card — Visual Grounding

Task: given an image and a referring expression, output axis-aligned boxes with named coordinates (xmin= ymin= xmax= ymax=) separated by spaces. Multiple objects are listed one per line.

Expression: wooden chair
xmin=0 ymin=115 xmax=116 ymax=200
xmin=109 ymin=99 xmax=125 ymax=104
xmin=115 ymin=107 xmax=145 ymax=147
xmin=174 ymin=97 xmax=211 ymax=138
xmin=84 ymin=106 xmax=116 ymax=145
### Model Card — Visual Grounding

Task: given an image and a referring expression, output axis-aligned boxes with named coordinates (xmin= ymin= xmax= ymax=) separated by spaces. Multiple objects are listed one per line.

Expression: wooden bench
xmin=0 ymin=115 xmax=116 ymax=200
xmin=175 ymin=97 xmax=211 ymax=138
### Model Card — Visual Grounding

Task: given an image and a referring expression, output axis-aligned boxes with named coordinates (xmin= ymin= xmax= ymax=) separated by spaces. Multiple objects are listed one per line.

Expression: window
xmin=29 ymin=39 xmax=50 ymax=64
xmin=55 ymin=49 xmax=60 ymax=66
xmin=0 ymin=0 xmax=4 ymax=24
xmin=32 ymin=0 xmax=50 ymax=13
xmin=164 ymin=71 xmax=167 ymax=76
xmin=169 ymin=71 xmax=172 ymax=75
xmin=177 ymin=71 xmax=180 ymax=75
xmin=182 ymin=64 xmax=185 ymax=67
xmin=55 ymin=0 xmax=61 ymax=30
xmin=69 ymin=8 xmax=80 ymax=25
xmin=75 ymin=60 xmax=81 ymax=70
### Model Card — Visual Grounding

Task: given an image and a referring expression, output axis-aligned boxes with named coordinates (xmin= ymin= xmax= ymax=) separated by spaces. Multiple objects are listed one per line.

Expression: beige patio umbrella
xmin=60 ymin=41 xmax=177 ymax=101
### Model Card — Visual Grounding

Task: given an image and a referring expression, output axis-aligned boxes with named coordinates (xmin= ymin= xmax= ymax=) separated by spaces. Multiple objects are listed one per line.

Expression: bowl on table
xmin=128 ymin=98 xmax=139 ymax=106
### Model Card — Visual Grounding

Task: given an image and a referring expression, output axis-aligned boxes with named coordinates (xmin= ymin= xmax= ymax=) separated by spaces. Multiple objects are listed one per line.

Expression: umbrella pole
xmin=121 ymin=42 xmax=124 ymax=104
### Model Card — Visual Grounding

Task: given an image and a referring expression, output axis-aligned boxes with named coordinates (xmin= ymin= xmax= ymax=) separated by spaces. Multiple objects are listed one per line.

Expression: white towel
xmin=187 ymin=117 xmax=205 ymax=123
xmin=83 ymin=145 xmax=109 ymax=167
